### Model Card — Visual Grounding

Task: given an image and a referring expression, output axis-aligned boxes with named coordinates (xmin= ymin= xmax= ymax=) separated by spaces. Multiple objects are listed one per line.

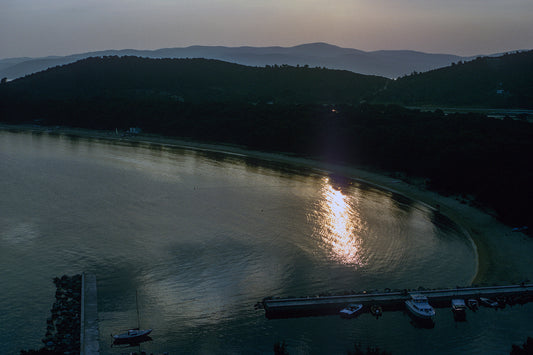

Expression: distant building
xmin=128 ymin=127 xmax=142 ymax=134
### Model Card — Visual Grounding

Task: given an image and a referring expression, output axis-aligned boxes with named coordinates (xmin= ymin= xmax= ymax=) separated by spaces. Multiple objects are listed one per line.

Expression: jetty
xmin=261 ymin=284 xmax=533 ymax=318
xmin=81 ymin=272 xmax=99 ymax=355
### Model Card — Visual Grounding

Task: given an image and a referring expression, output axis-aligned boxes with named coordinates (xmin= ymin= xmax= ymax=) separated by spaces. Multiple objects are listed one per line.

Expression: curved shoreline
xmin=2 ymin=124 xmax=532 ymax=286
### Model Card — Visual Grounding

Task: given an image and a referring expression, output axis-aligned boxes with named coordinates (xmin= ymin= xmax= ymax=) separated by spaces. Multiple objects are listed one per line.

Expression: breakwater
xmin=261 ymin=284 xmax=533 ymax=319
xmin=81 ymin=273 xmax=99 ymax=355
xmin=21 ymin=274 xmax=82 ymax=354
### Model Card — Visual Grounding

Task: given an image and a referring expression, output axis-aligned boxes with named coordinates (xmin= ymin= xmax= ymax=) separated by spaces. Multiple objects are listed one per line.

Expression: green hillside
xmin=375 ymin=50 xmax=533 ymax=108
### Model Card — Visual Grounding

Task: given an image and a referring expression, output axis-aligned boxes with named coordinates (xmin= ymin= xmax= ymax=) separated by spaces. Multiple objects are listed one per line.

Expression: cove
xmin=1 ymin=130 xmax=529 ymax=354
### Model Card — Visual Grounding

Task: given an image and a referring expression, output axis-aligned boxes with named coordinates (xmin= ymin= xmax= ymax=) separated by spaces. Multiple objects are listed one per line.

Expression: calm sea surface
xmin=0 ymin=130 xmax=531 ymax=354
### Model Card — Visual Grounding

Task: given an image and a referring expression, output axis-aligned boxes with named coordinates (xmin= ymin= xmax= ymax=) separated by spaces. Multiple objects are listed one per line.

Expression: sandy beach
xmin=2 ymin=123 xmax=532 ymax=286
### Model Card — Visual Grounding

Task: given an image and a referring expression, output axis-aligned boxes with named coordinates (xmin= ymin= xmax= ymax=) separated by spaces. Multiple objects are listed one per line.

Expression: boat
xmin=405 ymin=294 xmax=435 ymax=320
xmin=451 ymin=299 xmax=467 ymax=320
xmin=496 ymin=296 xmax=507 ymax=308
xmin=112 ymin=328 xmax=153 ymax=343
xmin=112 ymin=290 xmax=152 ymax=344
xmin=339 ymin=304 xmax=364 ymax=318
xmin=479 ymin=297 xmax=499 ymax=308
xmin=370 ymin=304 xmax=383 ymax=317
xmin=467 ymin=298 xmax=478 ymax=311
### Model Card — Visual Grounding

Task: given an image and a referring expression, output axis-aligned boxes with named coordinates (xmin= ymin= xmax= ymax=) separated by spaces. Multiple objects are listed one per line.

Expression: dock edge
xmin=81 ymin=272 xmax=99 ymax=355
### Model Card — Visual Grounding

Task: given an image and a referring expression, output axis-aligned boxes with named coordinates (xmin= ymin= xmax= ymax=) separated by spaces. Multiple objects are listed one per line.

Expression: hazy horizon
xmin=2 ymin=42 xmax=531 ymax=62
xmin=1 ymin=0 xmax=532 ymax=59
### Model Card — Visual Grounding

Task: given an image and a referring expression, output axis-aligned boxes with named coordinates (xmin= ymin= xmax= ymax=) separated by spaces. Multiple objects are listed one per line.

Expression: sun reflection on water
xmin=313 ymin=177 xmax=366 ymax=267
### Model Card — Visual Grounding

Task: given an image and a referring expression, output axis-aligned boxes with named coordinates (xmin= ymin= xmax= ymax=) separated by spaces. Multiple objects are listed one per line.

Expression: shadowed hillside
xmin=375 ymin=50 xmax=533 ymax=108
xmin=1 ymin=56 xmax=388 ymax=104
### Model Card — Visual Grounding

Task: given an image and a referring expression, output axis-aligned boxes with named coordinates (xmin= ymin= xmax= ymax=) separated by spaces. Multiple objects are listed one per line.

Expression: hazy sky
xmin=1 ymin=0 xmax=532 ymax=58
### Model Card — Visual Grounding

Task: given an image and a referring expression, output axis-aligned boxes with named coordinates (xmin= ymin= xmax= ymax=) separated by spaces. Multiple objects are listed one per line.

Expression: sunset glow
xmin=1 ymin=0 xmax=531 ymax=58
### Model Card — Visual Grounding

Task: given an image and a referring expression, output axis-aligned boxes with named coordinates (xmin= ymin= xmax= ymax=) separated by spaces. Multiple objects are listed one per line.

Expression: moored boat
xmin=370 ymin=304 xmax=383 ymax=317
xmin=112 ymin=290 xmax=152 ymax=344
xmin=112 ymin=328 xmax=152 ymax=344
xmin=340 ymin=304 xmax=364 ymax=318
xmin=479 ymin=297 xmax=499 ymax=308
xmin=467 ymin=299 xmax=478 ymax=310
xmin=451 ymin=299 xmax=467 ymax=320
xmin=405 ymin=294 xmax=435 ymax=320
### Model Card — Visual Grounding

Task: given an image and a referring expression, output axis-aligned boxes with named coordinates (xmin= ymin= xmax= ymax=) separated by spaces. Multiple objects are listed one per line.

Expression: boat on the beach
xmin=405 ymin=294 xmax=435 ymax=320
xmin=451 ymin=299 xmax=467 ymax=320
xmin=339 ymin=304 xmax=364 ymax=318
xmin=479 ymin=297 xmax=499 ymax=308
xmin=370 ymin=304 xmax=383 ymax=317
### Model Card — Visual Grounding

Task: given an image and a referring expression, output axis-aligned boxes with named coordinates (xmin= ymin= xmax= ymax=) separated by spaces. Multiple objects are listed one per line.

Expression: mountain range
xmin=0 ymin=42 xmax=488 ymax=80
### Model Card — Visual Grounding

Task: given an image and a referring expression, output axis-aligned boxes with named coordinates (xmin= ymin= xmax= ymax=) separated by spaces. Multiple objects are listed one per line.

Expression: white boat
xmin=405 ymin=294 xmax=435 ymax=320
xmin=451 ymin=299 xmax=467 ymax=320
xmin=112 ymin=328 xmax=152 ymax=343
xmin=479 ymin=297 xmax=499 ymax=307
xmin=112 ymin=290 xmax=152 ymax=344
xmin=339 ymin=304 xmax=364 ymax=318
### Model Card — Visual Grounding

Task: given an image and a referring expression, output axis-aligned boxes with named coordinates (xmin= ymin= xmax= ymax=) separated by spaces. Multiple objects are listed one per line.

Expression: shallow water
xmin=0 ymin=130 xmax=530 ymax=354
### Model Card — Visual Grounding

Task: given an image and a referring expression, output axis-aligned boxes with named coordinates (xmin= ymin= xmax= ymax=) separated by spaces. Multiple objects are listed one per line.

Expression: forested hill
xmin=3 ymin=51 xmax=533 ymax=108
xmin=374 ymin=50 xmax=533 ymax=108
xmin=0 ymin=56 xmax=388 ymax=104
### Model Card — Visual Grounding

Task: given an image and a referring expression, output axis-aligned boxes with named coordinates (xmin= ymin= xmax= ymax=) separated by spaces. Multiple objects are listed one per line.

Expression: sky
xmin=1 ymin=0 xmax=532 ymax=59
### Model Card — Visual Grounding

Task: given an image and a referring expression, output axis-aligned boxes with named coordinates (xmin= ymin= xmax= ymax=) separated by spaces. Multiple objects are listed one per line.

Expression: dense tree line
xmin=1 ymin=92 xmax=531 ymax=228
xmin=374 ymin=50 xmax=533 ymax=108
xmin=3 ymin=51 xmax=533 ymax=109
xmin=1 ymin=56 xmax=387 ymax=105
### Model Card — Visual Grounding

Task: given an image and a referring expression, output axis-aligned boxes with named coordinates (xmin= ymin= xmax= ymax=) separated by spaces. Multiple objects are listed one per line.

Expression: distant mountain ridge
xmin=0 ymin=42 xmax=477 ymax=79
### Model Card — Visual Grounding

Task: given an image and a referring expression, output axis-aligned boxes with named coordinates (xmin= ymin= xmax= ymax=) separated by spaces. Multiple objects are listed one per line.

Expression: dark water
xmin=0 ymin=130 xmax=530 ymax=354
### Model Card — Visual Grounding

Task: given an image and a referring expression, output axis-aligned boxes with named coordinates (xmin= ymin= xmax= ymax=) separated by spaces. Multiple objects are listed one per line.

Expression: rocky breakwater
xmin=21 ymin=274 xmax=82 ymax=355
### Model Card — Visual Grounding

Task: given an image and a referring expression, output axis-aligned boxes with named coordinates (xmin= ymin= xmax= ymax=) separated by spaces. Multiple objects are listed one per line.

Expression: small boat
xmin=496 ymin=296 xmax=507 ymax=308
xmin=370 ymin=304 xmax=383 ymax=317
xmin=112 ymin=290 xmax=152 ymax=344
xmin=479 ymin=297 xmax=499 ymax=308
xmin=405 ymin=294 xmax=435 ymax=320
xmin=451 ymin=299 xmax=467 ymax=320
xmin=467 ymin=299 xmax=478 ymax=311
xmin=340 ymin=304 xmax=364 ymax=318
xmin=112 ymin=328 xmax=153 ymax=344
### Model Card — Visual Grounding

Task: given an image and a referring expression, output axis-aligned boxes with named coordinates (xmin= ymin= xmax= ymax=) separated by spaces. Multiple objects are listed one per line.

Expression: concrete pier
xmin=262 ymin=284 xmax=533 ymax=318
xmin=81 ymin=273 xmax=99 ymax=355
